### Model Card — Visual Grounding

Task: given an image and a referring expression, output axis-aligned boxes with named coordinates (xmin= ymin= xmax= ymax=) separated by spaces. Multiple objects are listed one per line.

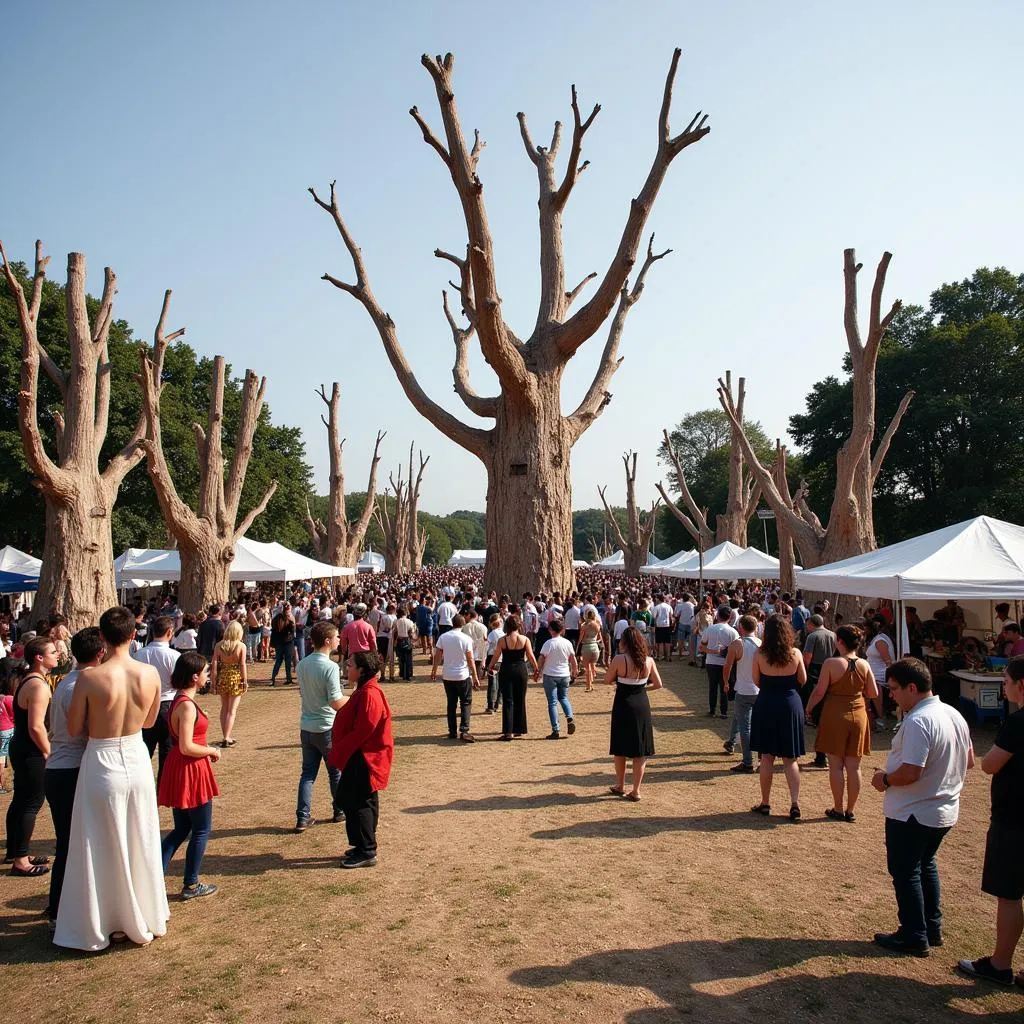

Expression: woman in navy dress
xmin=749 ymin=614 xmax=807 ymax=820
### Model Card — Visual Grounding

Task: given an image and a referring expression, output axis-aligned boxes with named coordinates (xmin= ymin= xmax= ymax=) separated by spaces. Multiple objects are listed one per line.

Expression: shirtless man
xmin=53 ymin=606 xmax=169 ymax=951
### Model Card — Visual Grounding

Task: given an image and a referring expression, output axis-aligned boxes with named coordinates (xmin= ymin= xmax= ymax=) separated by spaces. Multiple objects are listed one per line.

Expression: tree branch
xmin=656 ymin=427 xmax=713 ymax=548
xmin=558 ymin=48 xmax=710 ymax=354
xmin=234 ymin=479 xmax=278 ymax=540
xmin=871 ymin=390 xmax=915 ymax=484
xmin=224 ymin=370 xmax=267 ymax=526
xmin=348 ymin=429 xmax=386 ymax=556
xmin=565 ymin=271 xmax=597 ymax=309
xmin=443 ymin=290 xmax=498 ymax=418
xmin=553 ymin=84 xmax=599 ymax=209
xmin=304 ymin=495 xmax=326 ymax=559
xmin=597 ymin=485 xmax=629 ymax=551
xmin=409 ymin=105 xmax=452 ymax=168
xmin=312 ymin=180 xmax=493 ymax=457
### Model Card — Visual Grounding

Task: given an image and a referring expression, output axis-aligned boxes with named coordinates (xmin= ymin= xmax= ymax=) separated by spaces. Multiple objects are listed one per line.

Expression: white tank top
xmin=735 ymin=635 xmax=762 ymax=696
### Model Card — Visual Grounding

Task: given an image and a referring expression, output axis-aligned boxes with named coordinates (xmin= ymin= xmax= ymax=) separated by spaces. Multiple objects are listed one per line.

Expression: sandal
xmin=824 ymin=808 xmax=845 ymax=822
xmin=625 ymin=792 xmax=641 ymax=802
xmin=608 ymin=786 xmax=625 ymax=796
xmin=3 ymin=855 xmax=49 ymax=866
xmin=844 ymin=810 xmax=857 ymax=823
xmin=10 ymin=863 xmax=49 ymax=877
xmin=750 ymin=803 xmax=770 ymax=815
xmin=789 ymin=804 xmax=801 ymax=821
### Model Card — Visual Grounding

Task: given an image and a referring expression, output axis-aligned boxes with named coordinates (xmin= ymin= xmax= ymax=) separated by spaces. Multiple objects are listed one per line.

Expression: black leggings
xmin=5 ymin=753 xmax=46 ymax=859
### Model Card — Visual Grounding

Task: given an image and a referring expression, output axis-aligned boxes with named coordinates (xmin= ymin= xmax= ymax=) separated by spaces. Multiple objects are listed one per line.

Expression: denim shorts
xmin=0 ymin=728 xmax=12 ymax=759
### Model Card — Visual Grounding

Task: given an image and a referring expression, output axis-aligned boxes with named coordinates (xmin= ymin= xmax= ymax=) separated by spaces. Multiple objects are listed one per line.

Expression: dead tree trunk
xmin=772 ymin=441 xmax=797 ymax=594
xmin=138 ymin=319 xmax=278 ymax=612
xmin=719 ymin=249 xmax=915 ymax=574
xmin=656 ymin=427 xmax=714 ymax=551
xmin=0 ymin=243 xmax=166 ymax=630
xmin=598 ymin=452 xmax=661 ymax=577
xmin=303 ymin=382 xmax=385 ymax=572
xmin=373 ymin=470 xmax=410 ymax=575
xmin=405 ymin=443 xmax=430 ymax=571
xmin=312 ymin=50 xmax=709 ymax=596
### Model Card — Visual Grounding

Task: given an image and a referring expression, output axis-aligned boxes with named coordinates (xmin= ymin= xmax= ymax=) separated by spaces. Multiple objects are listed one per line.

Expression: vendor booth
xmin=658 ymin=543 xmax=794 ymax=581
xmin=640 ymin=548 xmax=696 ymax=575
xmin=0 ymin=545 xmax=42 ymax=594
xmin=795 ymin=516 xmax=1024 ymax=722
xmin=357 ymin=550 xmax=385 ymax=574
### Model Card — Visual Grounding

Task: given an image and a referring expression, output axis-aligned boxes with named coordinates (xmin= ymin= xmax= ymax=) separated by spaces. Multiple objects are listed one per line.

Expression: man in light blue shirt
xmin=295 ymin=620 xmax=346 ymax=833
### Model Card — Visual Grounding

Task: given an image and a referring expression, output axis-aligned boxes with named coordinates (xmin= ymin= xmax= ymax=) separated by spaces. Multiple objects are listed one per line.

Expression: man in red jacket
xmin=329 ymin=649 xmax=394 ymax=868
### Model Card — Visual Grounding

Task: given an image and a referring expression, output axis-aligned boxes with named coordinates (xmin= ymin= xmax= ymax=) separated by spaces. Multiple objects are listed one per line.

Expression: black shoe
xmin=873 ymin=931 xmax=929 ymax=957
xmin=332 ymin=811 xmax=345 ymax=823
xmin=447 ymin=733 xmax=458 ymax=740
xmin=956 ymin=957 xmax=1013 ymax=986
xmin=722 ymin=741 xmax=734 ymax=755
xmin=341 ymin=853 xmax=377 ymax=869
xmin=730 ymin=763 xmax=754 ymax=773
xmin=927 ymin=930 xmax=942 ymax=948
xmin=567 ymin=718 xmax=576 ymax=735
xmin=294 ymin=817 xmax=313 ymax=833
xmin=545 ymin=731 xmax=561 ymax=740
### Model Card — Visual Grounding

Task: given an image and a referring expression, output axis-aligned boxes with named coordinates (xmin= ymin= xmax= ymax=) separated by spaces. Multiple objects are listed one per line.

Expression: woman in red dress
xmin=159 ymin=652 xmax=221 ymax=900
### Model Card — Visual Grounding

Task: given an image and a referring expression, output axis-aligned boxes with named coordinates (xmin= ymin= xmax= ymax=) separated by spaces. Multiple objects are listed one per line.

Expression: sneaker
xmin=873 ymin=931 xmax=929 ymax=957
xmin=332 ymin=811 xmax=345 ymax=823
xmin=956 ymin=957 xmax=1013 ymax=986
xmin=567 ymin=718 xmax=576 ymax=735
xmin=341 ymin=853 xmax=377 ymax=869
xmin=545 ymin=731 xmax=561 ymax=740
xmin=295 ymin=817 xmax=313 ymax=833
xmin=874 ymin=719 xmax=887 ymax=733
xmin=730 ymin=763 xmax=754 ymax=773
xmin=181 ymin=882 xmax=218 ymax=901
xmin=722 ymin=741 xmax=735 ymax=755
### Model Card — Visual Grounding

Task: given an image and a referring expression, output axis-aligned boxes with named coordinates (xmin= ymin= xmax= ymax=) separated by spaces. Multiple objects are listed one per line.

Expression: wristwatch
xmin=882 ymin=772 xmax=891 ymax=789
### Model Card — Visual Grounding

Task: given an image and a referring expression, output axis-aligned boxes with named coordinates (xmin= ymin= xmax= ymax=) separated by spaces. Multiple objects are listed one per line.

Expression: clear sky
xmin=3 ymin=1 xmax=1022 ymax=516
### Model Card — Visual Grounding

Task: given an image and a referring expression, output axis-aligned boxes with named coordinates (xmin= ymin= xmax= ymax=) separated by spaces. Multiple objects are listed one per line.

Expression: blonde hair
xmin=218 ymin=619 xmax=245 ymax=657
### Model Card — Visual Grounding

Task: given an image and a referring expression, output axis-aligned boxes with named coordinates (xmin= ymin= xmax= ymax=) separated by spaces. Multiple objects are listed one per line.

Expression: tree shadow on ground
xmin=503 ymin=765 xmax=740 ymax=788
xmin=402 ymin=792 xmax=597 ymax=814
xmin=509 ymin=937 xmax=1023 ymax=1023
xmin=531 ymin=811 xmax=800 ymax=840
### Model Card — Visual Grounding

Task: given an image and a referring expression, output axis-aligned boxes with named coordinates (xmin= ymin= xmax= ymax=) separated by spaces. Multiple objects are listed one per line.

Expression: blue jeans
xmin=295 ymin=630 xmax=306 ymax=661
xmin=272 ymin=641 xmax=295 ymax=683
xmin=542 ymin=675 xmax=573 ymax=732
xmin=728 ymin=692 xmax=757 ymax=766
xmin=161 ymin=799 xmax=213 ymax=888
xmin=246 ymin=629 xmax=260 ymax=661
xmin=885 ymin=815 xmax=950 ymax=945
xmin=296 ymin=729 xmax=341 ymax=821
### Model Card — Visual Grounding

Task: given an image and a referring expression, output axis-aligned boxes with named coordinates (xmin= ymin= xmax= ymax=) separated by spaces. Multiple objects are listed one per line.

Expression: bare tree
xmin=302 ymin=382 xmax=385 ymax=573
xmin=373 ymin=469 xmax=410 ymax=575
xmin=771 ymin=441 xmax=797 ymax=593
xmin=656 ymin=373 xmax=760 ymax=549
xmin=719 ymin=249 xmax=915 ymax=571
xmin=589 ymin=530 xmax=614 ymax=564
xmin=137 ymin=319 xmax=278 ymax=612
xmin=598 ymin=452 xmax=662 ymax=577
xmin=405 ymin=443 xmax=430 ymax=571
xmin=0 ymin=243 xmax=168 ymax=629
xmin=311 ymin=50 xmax=709 ymax=596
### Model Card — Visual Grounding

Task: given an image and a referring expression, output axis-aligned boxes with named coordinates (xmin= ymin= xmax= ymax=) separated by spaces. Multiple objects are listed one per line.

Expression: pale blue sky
xmin=3 ymin=1 xmax=1021 ymax=515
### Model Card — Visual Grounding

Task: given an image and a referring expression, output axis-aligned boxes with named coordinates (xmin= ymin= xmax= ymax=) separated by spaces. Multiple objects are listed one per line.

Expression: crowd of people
xmin=0 ymin=567 xmax=1021 ymax=991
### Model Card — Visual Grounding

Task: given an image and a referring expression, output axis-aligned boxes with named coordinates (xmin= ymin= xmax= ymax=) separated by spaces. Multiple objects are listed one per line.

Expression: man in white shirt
xmin=535 ymin=619 xmax=578 ymax=739
xmin=435 ymin=596 xmax=458 ymax=636
xmin=673 ymin=593 xmax=696 ymax=663
xmin=430 ymin=615 xmax=479 ymax=742
xmin=562 ymin=599 xmax=582 ymax=648
xmin=699 ymin=606 xmax=739 ymax=719
xmin=462 ymin=608 xmax=489 ymax=682
xmin=871 ymin=658 xmax=974 ymax=956
xmin=292 ymin=599 xmax=308 ymax=661
xmin=722 ymin=615 xmax=761 ymax=772
xmin=521 ymin=594 xmax=539 ymax=650
xmin=133 ymin=615 xmax=180 ymax=781
xmin=652 ymin=594 xmax=674 ymax=662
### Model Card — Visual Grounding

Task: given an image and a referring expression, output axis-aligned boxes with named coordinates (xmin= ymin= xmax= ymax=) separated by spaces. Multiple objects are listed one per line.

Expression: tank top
xmin=734 ymin=636 xmax=762 ymax=696
xmin=829 ymin=657 xmax=868 ymax=705
xmin=11 ymin=676 xmax=47 ymax=761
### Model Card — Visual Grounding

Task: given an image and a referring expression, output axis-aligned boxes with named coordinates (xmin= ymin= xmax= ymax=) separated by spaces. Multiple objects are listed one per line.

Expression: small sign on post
xmin=756 ymin=508 xmax=775 ymax=520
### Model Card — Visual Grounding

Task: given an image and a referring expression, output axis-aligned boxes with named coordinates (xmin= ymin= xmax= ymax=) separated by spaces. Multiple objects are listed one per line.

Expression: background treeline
xmin=3 ymin=261 xmax=1020 ymax=565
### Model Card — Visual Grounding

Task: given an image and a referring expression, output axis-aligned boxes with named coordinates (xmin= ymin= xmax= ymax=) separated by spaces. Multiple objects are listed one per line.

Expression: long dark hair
xmin=618 ymin=626 xmax=648 ymax=670
xmin=171 ymin=651 xmax=207 ymax=690
xmin=760 ymin=614 xmax=795 ymax=667
xmin=0 ymin=656 xmax=27 ymax=695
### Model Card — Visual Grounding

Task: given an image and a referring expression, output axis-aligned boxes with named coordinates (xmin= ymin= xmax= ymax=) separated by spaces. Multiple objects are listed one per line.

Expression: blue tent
xmin=0 ymin=546 xmax=41 ymax=593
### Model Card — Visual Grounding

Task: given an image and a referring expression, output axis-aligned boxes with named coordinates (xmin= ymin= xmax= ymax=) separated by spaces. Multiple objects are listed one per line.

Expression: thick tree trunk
xmin=483 ymin=388 xmax=574 ymax=597
xmin=177 ymin=538 xmax=234 ymax=613
xmin=39 ymin=484 xmax=117 ymax=631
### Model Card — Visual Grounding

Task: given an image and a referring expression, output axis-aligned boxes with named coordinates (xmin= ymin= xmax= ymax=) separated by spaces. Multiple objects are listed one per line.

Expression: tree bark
xmin=138 ymin=319 xmax=277 ymax=613
xmin=312 ymin=50 xmax=709 ymax=594
xmin=374 ymin=468 xmax=410 ymax=575
xmin=0 ymin=243 xmax=166 ymax=630
xmin=772 ymin=442 xmax=797 ymax=594
xmin=405 ymin=444 xmax=429 ymax=571
xmin=599 ymin=451 xmax=661 ymax=578
xmin=715 ymin=371 xmax=759 ymax=546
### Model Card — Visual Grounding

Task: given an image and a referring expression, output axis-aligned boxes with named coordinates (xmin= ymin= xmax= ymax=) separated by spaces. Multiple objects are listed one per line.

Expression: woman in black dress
xmin=486 ymin=615 xmax=537 ymax=741
xmin=605 ymin=626 xmax=663 ymax=801
xmin=749 ymin=613 xmax=807 ymax=820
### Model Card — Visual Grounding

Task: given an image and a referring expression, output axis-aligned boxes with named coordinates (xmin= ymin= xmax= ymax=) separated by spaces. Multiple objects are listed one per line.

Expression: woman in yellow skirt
xmin=210 ymin=620 xmax=247 ymax=747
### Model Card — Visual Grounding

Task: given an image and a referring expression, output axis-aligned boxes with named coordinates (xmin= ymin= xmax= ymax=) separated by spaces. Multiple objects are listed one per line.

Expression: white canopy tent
xmin=114 ymin=539 xmax=353 ymax=588
xmin=640 ymin=548 xmax=696 ymax=575
xmin=447 ymin=549 xmax=486 ymax=568
xmin=660 ymin=542 xmax=794 ymax=581
xmin=592 ymin=549 xmax=661 ymax=570
xmin=357 ymin=550 xmax=386 ymax=573
xmin=572 ymin=559 xmax=590 ymax=568
xmin=0 ymin=545 xmax=42 ymax=593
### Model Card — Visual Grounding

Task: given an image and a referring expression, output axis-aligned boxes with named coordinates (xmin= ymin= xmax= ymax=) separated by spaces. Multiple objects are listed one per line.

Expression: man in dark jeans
xmin=430 ymin=615 xmax=479 ymax=742
xmin=871 ymin=659 xmax=973 ymax=956
xmin=698 ymin=606 xmax=738 ymax=719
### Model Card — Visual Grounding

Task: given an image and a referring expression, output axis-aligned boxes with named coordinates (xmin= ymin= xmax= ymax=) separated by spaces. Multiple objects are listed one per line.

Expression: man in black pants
xmin=44 ymin=627 xmax=104 ymax=928
xmin=134 ymin=615 xmax=180 ymax=783
xmin=698 ymin=606 xmax=738 ymax=719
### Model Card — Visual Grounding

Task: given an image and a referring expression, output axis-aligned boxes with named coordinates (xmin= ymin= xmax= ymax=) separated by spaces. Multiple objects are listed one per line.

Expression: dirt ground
xmin=1 ymin=651 xmax=1021 ymax=1023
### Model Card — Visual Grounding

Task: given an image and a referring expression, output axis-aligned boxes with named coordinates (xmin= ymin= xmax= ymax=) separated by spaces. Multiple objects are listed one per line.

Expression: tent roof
xmin=0 ymin=545 xmax=42 ymax=593
xmin=592 ymin=549 xmax=661 ymax=569
xmin=640 ymin=548 xmax=696 ymax=574
xmin=448 ymin=549 xmax=486 ymax=567
xmin=795 ymin=516 xmax=1024 ymax=600
xmin=659 ymin=543 xmax=795 ymax=580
